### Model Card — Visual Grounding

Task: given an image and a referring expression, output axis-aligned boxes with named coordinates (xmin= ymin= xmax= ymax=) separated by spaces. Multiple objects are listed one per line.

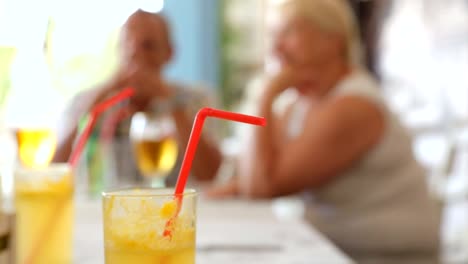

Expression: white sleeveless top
xmin=288 ymin=71 xmax=440 ymax=263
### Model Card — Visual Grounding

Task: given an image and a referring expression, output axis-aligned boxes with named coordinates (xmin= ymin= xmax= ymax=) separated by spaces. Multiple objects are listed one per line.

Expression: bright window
xmin=0 ymin=0 xmax=164 ymax=124
xmin=380 ymin=0 xmax=468 ymax=192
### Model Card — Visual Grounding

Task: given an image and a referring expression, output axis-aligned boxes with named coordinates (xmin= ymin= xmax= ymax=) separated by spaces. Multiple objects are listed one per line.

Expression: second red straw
xmin=68 ymin=88 xmax=135 ymax=167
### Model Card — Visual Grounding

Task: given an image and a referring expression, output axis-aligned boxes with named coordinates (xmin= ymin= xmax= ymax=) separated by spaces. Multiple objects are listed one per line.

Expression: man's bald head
xmin=119 ymin=10 xmax=173 ymax=71
xmin=123 ymin=10 xmax=172 ymax=48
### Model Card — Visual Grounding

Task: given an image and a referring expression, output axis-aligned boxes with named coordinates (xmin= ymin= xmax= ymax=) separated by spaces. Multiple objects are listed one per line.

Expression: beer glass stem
xmin=151 ymin=177 xmax=166 ymax=188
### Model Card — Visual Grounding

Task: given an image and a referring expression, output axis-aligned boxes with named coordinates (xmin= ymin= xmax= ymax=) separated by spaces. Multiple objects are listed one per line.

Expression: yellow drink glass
xmin=102 ymin=188 xmax=197 ymax=264
xmin=14 ymin=164 xmax=74 ymax=264
xmin=15 ymin=128 xmax=57 ymax=168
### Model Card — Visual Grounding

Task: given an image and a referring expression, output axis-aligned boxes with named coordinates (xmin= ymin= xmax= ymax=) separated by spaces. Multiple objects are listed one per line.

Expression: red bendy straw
xmin=68 ymin=88 xmax=135 ymax=167
xmin=174 ymin=108 xmax=266 ymax=195
xmin=164 ymin=107 xmax=266 ymax=236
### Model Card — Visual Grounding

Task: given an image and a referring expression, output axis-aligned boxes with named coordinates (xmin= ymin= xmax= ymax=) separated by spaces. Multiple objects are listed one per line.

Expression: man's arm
xmin=168 ymin=87 xmax=223 ymax=182
xmin=53 ymin=90 xmax=96 ymax=163
xmin=171 ymin=108 xmax=223 ymax=182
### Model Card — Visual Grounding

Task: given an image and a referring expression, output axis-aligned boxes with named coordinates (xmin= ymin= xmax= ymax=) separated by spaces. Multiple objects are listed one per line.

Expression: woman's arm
xmin=238 ymin=93 xmax=385 ymax=198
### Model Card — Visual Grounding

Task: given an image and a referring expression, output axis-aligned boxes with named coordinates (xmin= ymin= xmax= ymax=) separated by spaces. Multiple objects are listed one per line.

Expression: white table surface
xmin=73 ymin=198 xmax=354 ymax=264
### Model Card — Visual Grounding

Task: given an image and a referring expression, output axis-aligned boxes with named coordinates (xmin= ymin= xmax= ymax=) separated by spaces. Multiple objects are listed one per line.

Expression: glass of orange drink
xmin=102 ymin=188 xmax=197 ymax=264
xmin=14 ymin=163 xmax=74 ymax=264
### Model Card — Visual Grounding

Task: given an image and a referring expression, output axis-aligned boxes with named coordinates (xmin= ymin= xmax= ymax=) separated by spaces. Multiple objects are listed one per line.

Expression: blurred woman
xmin=210 ymin=0 xmax=440 ymax=263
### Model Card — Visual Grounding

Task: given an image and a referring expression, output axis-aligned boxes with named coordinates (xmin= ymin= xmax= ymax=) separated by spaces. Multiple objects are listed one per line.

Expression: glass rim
xmin=11 ymin=126 xmax=56 ymax=130
xmin=102 ymin=187 xmax=197 ymax=198
xmin=15 ymin=163 xmax=71 ymax=174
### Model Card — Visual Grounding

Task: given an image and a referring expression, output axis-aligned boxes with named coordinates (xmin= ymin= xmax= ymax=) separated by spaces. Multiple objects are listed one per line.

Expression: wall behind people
xmin=163 ymin=0 xmax=220 ymax=90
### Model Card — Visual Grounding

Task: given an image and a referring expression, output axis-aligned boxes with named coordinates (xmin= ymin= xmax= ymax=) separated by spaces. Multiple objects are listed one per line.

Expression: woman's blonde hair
xmin=267 ymin=0 xmax=364 ymax=66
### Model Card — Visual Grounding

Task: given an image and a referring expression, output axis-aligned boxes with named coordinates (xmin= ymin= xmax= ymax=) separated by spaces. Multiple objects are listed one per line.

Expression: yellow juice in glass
xmin=15 ymin=164 xmax=74 ymax=264
xmin=15 ymin=128 xmax=57 ymax=168
xmin=103 ymin=188 xmax=197 ymax=264
xmin=133 ymin=137 xmax=178 ymax=177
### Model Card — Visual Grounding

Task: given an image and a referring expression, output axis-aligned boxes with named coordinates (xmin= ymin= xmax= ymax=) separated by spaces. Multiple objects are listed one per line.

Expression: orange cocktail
xmin=102 ymin=188 xmax=197 ymax=264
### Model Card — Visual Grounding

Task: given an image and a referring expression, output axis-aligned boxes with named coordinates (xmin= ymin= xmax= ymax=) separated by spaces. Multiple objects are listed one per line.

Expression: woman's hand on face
xmin=264 ymin=66 xmax=299 ymax=99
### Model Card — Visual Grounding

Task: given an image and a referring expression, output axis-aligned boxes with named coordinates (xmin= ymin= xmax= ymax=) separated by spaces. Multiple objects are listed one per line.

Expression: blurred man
xmin=53 ymin=10 xmax=222 ymax=185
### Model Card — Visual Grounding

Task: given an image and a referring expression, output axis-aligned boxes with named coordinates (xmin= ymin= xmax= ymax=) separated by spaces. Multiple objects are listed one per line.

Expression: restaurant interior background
xmin=0 ymin=0 xmax=468 ymax=262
